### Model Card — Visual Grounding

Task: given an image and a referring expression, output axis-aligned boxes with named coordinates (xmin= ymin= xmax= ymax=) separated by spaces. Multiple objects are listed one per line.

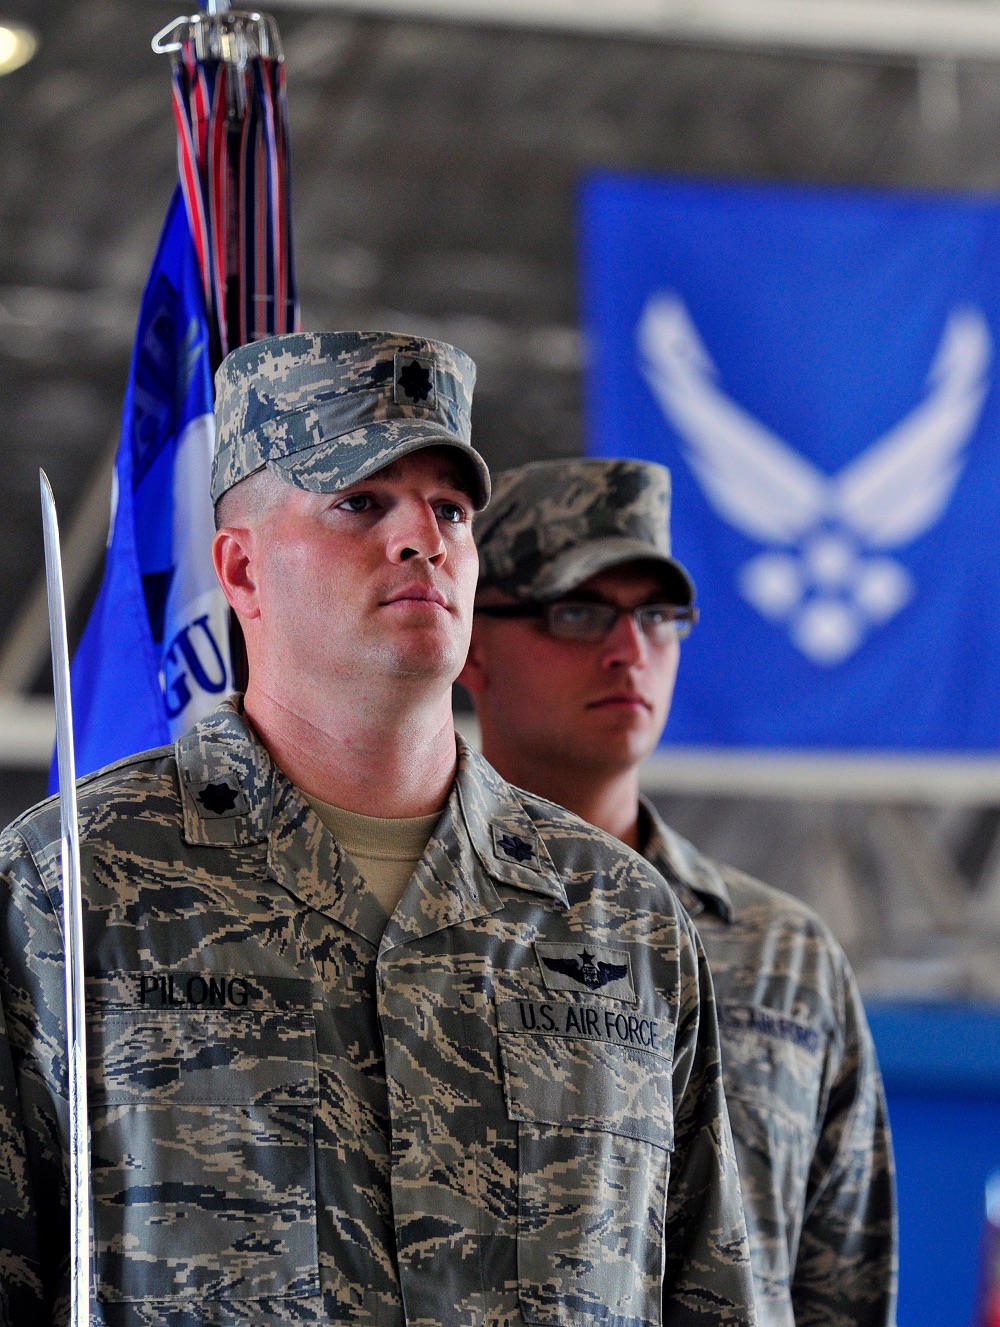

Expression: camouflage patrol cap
xmin=474 ymin=458 xmax=694 ymax=605
xmin=211 ymin=330 xmax=490 ymax=507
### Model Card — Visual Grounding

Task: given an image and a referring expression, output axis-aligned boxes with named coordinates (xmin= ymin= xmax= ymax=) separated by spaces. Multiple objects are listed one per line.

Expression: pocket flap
xmin=87 ymin=972 xmax=317 ymax=1105
xmin=497 ymin=998 xmax=673 ymax=1150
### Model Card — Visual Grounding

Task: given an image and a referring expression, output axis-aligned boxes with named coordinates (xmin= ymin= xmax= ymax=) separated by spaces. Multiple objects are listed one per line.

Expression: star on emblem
xmin=497 ymin=832 xmax=535 ymax=863
xmin=398 ymin=359 xmax=433 ymax=403
xmin=197 ymin=781 xmax=239 ymax=815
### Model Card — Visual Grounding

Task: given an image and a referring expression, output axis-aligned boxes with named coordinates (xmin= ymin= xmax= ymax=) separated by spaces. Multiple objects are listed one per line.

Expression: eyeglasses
xmin=475 ymin=599 xmax=699 ymax=643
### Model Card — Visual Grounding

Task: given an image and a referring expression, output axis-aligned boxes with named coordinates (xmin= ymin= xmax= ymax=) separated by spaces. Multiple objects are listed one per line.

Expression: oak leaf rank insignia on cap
xmin=212 ymin=330 xmax=489 ymax=507
xmin=395 ymin=354 xmax=435 ymax=407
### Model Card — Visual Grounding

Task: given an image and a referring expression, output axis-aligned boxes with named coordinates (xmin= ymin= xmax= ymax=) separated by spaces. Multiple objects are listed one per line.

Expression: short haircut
xmin=213 ymin=465 xmax=287 ymax=531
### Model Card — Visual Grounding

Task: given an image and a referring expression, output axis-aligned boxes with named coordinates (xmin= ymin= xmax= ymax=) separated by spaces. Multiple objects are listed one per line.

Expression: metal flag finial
xmin=40 ymin=470 xmax=91 ymax=1327
xmin=151 ymin=3 xmax=283 ymax=64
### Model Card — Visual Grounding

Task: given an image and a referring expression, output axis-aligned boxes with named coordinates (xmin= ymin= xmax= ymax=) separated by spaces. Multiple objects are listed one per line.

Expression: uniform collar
xmin=454 ymin=735 xmax=565 ymax=901
xmin=176 ymin=699 xmax=567 ymax=944
xmin=380 ymin=736 xmax=567 ymax=951
xmin=176 ymin=696 xmax=276 ymax=847
xmin=639 ymin=795 xmax=733 ymax=923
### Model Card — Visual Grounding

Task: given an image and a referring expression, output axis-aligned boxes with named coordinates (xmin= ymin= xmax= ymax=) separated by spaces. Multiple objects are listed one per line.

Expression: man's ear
xmin=458 ymin=623 xmax=488 ymax=695
xmin=212 ymin=526 xmax=261 ymax=621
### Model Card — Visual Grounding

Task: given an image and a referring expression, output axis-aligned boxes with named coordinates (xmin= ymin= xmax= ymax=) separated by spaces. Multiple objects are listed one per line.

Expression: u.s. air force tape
xmin=497 ymin=998 xmax=666 ymax=1058
xmin=720 ymin=1002 xmax=821 ymax=1055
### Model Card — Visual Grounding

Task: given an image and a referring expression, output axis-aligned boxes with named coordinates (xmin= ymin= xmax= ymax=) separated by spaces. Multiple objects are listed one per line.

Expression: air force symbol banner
xmin=580 ymin=173 xmax=1000 ymax=751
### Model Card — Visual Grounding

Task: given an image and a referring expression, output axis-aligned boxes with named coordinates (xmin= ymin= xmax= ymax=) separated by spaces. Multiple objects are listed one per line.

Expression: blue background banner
xmin=867 ymin=1004 xmax=1000 ymax=1327
xmin=580 ymin=174 xmax=1000 ymax=751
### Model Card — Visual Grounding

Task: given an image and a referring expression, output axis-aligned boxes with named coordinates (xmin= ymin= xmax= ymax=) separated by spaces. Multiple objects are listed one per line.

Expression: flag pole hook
xmin=151 ymin=1 xmax=282 ymax=63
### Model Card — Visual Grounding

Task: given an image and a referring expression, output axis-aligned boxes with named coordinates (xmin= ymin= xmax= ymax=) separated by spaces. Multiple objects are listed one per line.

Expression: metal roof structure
xmin=286 ymin=0 xmax=1000 ymax=60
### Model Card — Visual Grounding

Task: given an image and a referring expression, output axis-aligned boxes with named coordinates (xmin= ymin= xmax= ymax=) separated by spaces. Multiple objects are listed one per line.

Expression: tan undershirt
xmin=303 ymin=794 xmax=439 ymax=920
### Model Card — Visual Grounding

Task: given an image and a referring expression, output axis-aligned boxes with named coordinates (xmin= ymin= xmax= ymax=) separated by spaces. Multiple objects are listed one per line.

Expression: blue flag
xmin=66 ymin=188 xmax=233 ymax=782
xmin=580 ymin=173 xmax=1000 ymax=752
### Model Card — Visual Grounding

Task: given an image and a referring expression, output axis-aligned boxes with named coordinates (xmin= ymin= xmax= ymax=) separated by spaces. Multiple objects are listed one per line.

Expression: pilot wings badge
xmin=637 ymin=293 xmax=991 ymax=664
xmin=535 ymin=943 xmax=636 ymax=1001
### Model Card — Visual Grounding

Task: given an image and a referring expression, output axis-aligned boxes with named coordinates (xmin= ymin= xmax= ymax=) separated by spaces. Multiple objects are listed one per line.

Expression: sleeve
xmin=790 ymin=953 xmax=897 ymax=1327
xmin=0 ymin=823 xmax=71 ymax=1324
xmin=662 ymin=910 xmax=758 ymax=1327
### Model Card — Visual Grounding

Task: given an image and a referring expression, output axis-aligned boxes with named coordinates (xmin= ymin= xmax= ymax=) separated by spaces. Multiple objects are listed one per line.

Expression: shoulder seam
xmin=513 ymin=785 xmax=687 ymax=908
xmin=75 ymin=743 xmax=174 ymax=788
xmin=0 ymin=823 xmax=62 ymax=934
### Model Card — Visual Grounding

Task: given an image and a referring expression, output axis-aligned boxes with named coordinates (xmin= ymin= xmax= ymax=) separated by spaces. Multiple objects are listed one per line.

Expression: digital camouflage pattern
xmin=211 ymin=330 xmax=489 ymax=507
xmin=0 ymin=699 xmax=756 ymax=1327
xmin=473 ymin=457 xmax=896 ymax=1325
xmin=641 ymin=798 xmax=897 ymax=1327
xmin=473 ymin=459 xmax=694 ymax=604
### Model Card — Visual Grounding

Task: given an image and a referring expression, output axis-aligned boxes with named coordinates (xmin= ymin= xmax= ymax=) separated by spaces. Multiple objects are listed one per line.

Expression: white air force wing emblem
xmin=637 ymin=294 xmax=991 ymax=664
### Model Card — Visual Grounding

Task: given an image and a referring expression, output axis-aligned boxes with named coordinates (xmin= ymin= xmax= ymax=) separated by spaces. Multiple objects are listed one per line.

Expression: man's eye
xmin=437 ymin=501 xmax=467 ymax=524
xmin=552 ymin=604 xmax=598 ymax=626
xmin=337 ymin=494 xmax=374 ymax=513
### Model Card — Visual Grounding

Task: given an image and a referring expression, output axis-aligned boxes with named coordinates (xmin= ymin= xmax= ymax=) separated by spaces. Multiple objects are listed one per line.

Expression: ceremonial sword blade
xmin=40 ymin=470 xmax=91 ymax=1327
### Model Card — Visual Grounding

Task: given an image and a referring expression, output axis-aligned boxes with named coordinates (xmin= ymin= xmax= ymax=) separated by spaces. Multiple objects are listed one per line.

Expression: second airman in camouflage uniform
xmin=464 ymin=457 xmax=898 ymax=1327
xmin=0 ymin=335 xmax=756 ymax=1326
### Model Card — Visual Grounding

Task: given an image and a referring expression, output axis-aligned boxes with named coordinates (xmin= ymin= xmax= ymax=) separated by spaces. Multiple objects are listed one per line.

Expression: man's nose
xmin=600 ymin=609 xmax=647 ymax=668
xmin=386 ymin=499 xmax=447 ymax=564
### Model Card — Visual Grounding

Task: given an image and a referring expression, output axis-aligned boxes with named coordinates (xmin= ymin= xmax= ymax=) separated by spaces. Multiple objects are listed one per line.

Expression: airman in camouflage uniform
xmin=0 ymin=335 xmax=756 ymax=1326
xmin=464 ymin=458 xmax=898 ymax=1327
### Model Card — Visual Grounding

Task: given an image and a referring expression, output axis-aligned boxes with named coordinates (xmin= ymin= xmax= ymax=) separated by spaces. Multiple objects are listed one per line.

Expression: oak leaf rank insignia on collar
xmin=491 ymin=824 xmax=539 ymax=867
xmin=191 ymin=779 xmax=249 ymax=818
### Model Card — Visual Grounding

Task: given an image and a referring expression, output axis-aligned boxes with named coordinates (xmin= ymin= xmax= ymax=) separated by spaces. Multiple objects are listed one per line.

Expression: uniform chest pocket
xmin=718 ymin=1002 xmax=826 ymax=1128
xmin=498 ymin=999 xmax=674 ymax=1327
xmin=87 ymin=973 xmax=319 ymax=1306
xmin=718 ymin=1002 xmax=827 ymax=1252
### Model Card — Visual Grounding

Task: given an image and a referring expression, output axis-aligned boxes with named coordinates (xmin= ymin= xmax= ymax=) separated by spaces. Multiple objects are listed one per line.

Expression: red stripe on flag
xmin=261 ymin=65 xmax=284 ymax=337
xmin=193 ymin=65 xmax=211 ymax=175
xmin=237 ymin=107 xmax=252 ymax=347
xmin=256 ymin=127 xmax=267 ymax=338
xmin=170 ymin=43 xmax=299 ymax=365
xmin=207 ymin=62 xmax=230 ymax=357
xmin=171 ymin=75 xmax=212 ymax=309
